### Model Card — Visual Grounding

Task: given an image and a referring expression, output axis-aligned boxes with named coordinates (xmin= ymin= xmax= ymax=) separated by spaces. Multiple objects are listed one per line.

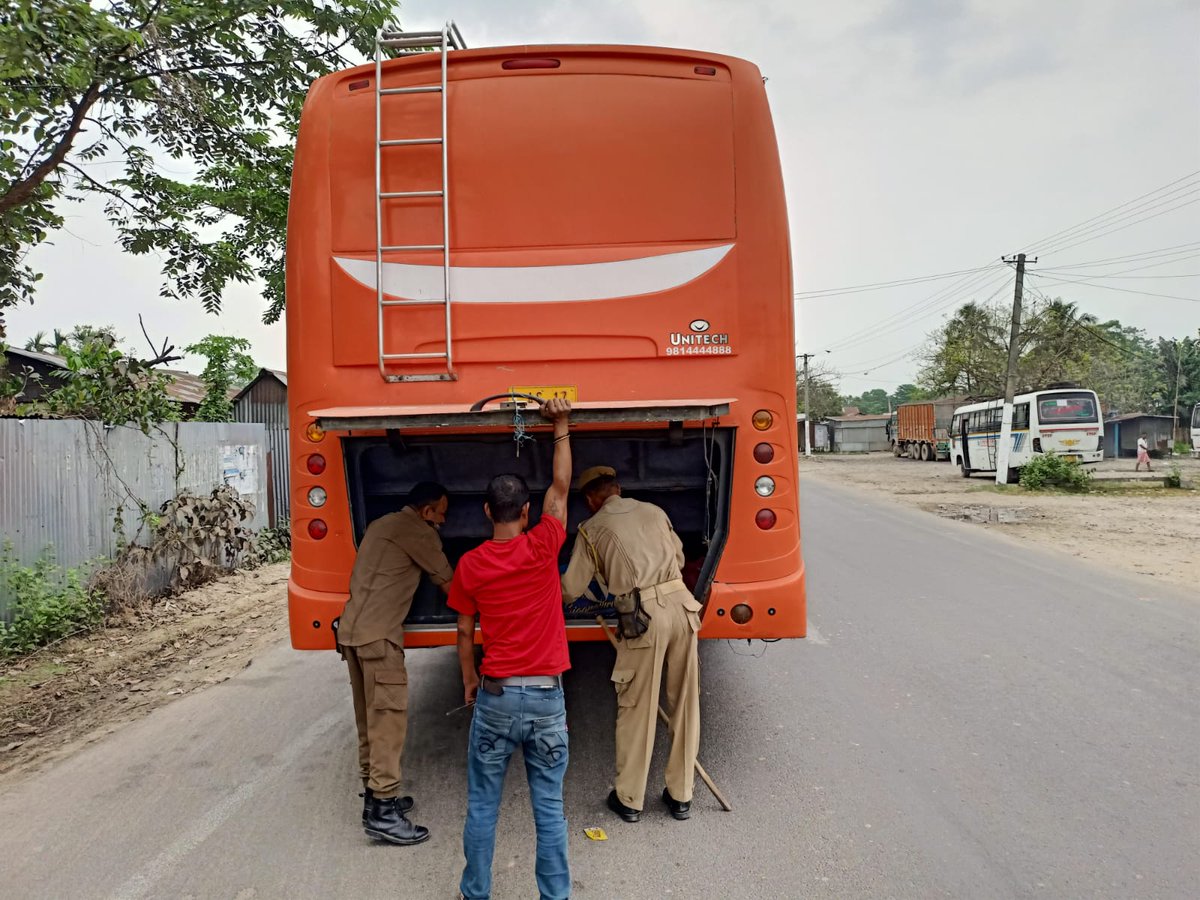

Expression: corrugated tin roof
xmin=5 ymin=347 xmax=68 ymax=368
xmin=825 ymin=413 xmax=893 ymax=422
xmin=1105 ymin=412 xmax=1176 ymax=423
xmin=159 ymin=369 xmax=209 ymax=405
xmin=232 ymin=367 xmax=288 ymax=402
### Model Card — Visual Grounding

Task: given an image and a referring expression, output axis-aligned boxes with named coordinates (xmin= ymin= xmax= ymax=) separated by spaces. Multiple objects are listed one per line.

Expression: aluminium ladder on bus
xmin=374 ymin=22 xmax=467 ymax=382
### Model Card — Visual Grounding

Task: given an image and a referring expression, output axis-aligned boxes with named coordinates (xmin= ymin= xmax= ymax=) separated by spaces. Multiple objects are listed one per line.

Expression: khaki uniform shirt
xmin=337 ymin=506 xmax=453 ymax=647
xmin=561 ymin=495 xmax=685 ymax=601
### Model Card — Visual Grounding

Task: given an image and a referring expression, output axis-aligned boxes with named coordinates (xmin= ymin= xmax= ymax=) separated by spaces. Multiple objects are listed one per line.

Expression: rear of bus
xmin=1030 ymin=389 xmax=1104 ymax=464
xmin=286 ymin=44 xmax=804 ymax=650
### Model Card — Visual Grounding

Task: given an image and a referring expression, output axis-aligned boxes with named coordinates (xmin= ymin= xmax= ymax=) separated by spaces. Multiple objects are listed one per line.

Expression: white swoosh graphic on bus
xmin=333 ymin=244 xmax=733 ymax=303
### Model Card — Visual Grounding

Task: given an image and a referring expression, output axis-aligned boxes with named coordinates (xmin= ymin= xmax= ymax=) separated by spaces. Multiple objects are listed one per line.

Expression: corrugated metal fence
xmin=0 ymin=420 xmax=268 ymax=619
xmin=234 ymin=382 xmax=289 ymax=528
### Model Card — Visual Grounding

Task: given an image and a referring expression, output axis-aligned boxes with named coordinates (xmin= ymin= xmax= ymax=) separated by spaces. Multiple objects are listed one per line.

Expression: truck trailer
xmin=892 ymin=399 xmax=960 ymax=461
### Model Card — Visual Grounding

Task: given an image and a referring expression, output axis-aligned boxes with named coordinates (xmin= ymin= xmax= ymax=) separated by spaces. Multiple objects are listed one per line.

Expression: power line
xmin=1034 ymin=184 xmax=1200 ymax=256
xmin=1036 ymin=197 xmax=1200 ymax=257
xmin=1018 ymin=170 xmax=1200 ymax=254
xmin=822 ymin=268 xmax=1011 ymax=353
xmin=1041 ymin=241 xmax=1200 ymax=269
xmin=1027 ymin=271 xmax=1200 ymax=302
xmin=793 ymin=265 xmax=998 ymax=298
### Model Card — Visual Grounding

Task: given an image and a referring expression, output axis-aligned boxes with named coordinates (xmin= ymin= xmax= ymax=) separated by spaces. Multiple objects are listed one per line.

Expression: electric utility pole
xmin=995 ymin=253 xmax=1034 ymax=484
xmin=798 ymin=352 xmax=815 ymax=456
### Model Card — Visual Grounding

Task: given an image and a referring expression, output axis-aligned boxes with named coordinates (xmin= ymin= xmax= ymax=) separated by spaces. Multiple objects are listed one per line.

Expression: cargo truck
xmin=892 ymin=399 xmax=960 ymax=461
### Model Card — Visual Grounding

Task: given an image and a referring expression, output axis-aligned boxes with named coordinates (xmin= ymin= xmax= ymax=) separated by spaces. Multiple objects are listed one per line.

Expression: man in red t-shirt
xmin=449 ymin=397 xmax=572 ymax=900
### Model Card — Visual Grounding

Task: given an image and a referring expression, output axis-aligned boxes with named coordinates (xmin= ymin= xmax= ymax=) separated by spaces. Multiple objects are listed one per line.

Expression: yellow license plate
xmin=1062 ymin=454 xmax=1079 ymax=462
xmin=508 ymin=385 xmax=578 ymax=403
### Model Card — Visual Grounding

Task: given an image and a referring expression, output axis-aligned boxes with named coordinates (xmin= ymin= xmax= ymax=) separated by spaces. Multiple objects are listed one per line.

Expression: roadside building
xmin=824 ymin=413 xmax=893 ymax=453
xmin=2 ymin=347 xmax=67 ymax=402
xmin=233 ymin=369 xmax=289 ymax=527
xmin=1103 ymin=413 xmax=1176 ymax=459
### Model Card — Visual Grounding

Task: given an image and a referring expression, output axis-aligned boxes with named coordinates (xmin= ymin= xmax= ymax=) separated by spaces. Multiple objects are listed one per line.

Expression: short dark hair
xmin=583 ymin=474 xmax=618 ymax=497
xmin=486 ymin=474 xmax=530 ymax=524
xmin=406 ymin=481 xmax=448 ymax=511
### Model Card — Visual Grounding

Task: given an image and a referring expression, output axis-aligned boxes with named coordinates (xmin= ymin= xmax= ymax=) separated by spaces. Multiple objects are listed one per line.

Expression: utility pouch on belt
xmin=614 ymin=588 xmax=651 ymax=640
xmin=331 ymin=616 xmax=345 ymax=659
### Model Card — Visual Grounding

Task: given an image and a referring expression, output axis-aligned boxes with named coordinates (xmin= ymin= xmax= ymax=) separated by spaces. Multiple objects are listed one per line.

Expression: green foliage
xmin=1163 ymin=464 xmax=1182 ymax=489
xmin=918 ymin=292 xmax=1198 ymax=419
xmin=796 ymin=369 xmax=844 ymax=419
xmin=891 ymin=383 xmax=928 ymax=406
xmin=248 ymin=524 xmax=291 ymax=566
xmin=185 ymin=335 xmax=256 ymax=422
xmin=0 ymin=1 xmax=397 ymax=332
xmin=0 ymin=543 xmax=105 ymax=658
xmin=1173 ymin=441 xmax=1191 ymax=456
xmin=1018 ymin=453 xmax=1093 ymax=492
xmin=39 ymin=331 xmax=179 ymax=431
xmin=842 ymin=387 xmax=890 ymax=415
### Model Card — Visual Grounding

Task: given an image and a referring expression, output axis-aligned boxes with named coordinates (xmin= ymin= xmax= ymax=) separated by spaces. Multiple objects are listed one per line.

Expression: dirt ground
xmin=0 ymin=563 xmax=290 ymax=783
xmin=800 ymin=453 xmax=1200 ymax=592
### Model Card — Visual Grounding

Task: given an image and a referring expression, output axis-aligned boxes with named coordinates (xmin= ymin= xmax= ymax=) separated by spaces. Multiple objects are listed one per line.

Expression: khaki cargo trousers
xmin=611 ymin=581 xmax=702 ymax=810
xmin=343 ymin=638 xmax=409 ymax=799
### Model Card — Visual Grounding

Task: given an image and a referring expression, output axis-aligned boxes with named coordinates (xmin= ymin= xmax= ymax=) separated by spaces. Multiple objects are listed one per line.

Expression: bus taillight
xmin=306 ymin=453 xmax=327 ymax=475
xmin=753 ymin=442 xmax=774 ymax=463
xmin=308 ymin=519 xmax=328 ymax=540
xmin=755 ymin=509 xmax=776 ymax=530
xmin=306 ymin=422 xmax=326 ymax=443
xmin=730 ymin=604 xmax=753 ymax=624
xmin=752 ymin=410 xmax=773 ymax=431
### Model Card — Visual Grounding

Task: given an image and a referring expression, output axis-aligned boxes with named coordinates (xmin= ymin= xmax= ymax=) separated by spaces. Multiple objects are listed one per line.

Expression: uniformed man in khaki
xmin=336 ymin=481 xmax=453 ymax=845
xmin=561 ymin=466 xmax=703 ymax=823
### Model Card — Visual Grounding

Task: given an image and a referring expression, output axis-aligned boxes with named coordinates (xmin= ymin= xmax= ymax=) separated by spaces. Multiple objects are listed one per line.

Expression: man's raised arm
xmin=541 ymin=398 xmax=572 ymax=526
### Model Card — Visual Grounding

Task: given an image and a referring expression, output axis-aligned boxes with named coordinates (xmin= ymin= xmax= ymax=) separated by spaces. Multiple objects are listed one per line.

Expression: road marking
xmin=112 ymin=708 xmax=343 ymax=900
xmin=806 ymin=621 xmax=829 ymax=645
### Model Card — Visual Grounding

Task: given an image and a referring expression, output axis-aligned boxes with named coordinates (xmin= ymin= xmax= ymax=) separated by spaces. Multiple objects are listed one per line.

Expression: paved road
xmin=1 ymin=479 xmax=1197 ymax=899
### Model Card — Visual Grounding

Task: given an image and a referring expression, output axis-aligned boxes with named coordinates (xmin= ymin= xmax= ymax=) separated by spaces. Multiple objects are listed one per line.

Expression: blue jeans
xmin=460 ymin=685 xmax=570 ymax=900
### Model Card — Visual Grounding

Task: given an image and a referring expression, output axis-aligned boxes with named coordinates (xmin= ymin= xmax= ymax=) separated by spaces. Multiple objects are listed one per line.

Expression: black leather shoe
xmin=360 ymin=788 xmax=413 ymax=825
xmin=607 ymin=789 xmax=641 ymax=823
xmin=662 ymin=788 xmax=691 ymax=820
xmin=364 ymin=796 xmax=430 ymax=845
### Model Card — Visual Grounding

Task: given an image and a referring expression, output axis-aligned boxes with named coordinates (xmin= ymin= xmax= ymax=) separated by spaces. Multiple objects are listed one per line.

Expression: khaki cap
xmin=575 ymin=465 xmax=616 ymax=491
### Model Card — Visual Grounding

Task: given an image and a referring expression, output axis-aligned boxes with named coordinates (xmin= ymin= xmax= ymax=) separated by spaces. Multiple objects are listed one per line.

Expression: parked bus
xmin=285 ymin=29 xmax=804 ymax=649
xmin=949 ymin=387 xmax=1104 ymax=478
xmin=1191 ymin=402 xmax=1200 ymax=458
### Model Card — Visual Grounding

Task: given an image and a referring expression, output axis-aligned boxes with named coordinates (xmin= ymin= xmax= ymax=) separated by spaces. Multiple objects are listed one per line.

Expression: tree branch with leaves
xmin=0 ymin=0 xmax=397 ymax=337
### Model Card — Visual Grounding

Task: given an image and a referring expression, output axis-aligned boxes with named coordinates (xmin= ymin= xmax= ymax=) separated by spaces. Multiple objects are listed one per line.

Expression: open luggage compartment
xmin=342 ymin=427 xmax=733 ymax=627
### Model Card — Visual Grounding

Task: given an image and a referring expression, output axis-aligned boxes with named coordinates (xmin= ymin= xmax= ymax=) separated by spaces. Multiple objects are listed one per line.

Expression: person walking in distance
xmin=450 ymin=398 xmax=574 ymax=900
xmin=561 ymin=466 xmax=703 ymax=824
xmin=335 ymin=482 xmax=453 ymax=845
xmin=1136 ymin=433 xmax=1153 ymax=472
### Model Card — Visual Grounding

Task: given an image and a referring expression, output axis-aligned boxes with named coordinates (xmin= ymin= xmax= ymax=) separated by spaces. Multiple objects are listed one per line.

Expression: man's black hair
xmin=486 ymin=474 xmax=530 ymax=524
xmin=582 ymin=473 xmax=619 ymax=497
xmin=406 ymin=481 xmax=448 ymax=511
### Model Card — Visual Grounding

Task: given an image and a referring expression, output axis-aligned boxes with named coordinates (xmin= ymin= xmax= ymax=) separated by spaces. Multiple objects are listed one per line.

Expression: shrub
xmin=1173 ymin=441 xmax=1191 ymax=457
xmin=1019 ymin=453 xmax=1093 ymax=492
xmin=248 ymin=525 xmax=291 ymax=567
xmin=1165 ymin=463 xmax=1183 ymax=489
xmin=0 ymin=544 xmax=106 ymax=658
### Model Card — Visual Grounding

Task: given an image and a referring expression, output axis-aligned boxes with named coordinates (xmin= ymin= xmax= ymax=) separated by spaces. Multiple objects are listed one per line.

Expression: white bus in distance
xmin=950 ymin=388 xmax=1104 ymax=479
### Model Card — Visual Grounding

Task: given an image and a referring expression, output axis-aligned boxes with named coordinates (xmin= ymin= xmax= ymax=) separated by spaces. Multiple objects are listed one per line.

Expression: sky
xmin=10 ymin=0 xmax=1200 ymax=391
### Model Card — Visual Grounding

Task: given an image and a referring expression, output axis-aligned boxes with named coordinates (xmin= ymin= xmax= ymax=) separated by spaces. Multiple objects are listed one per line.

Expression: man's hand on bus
xmin=541 ymin=397 xmax=572 ymax=422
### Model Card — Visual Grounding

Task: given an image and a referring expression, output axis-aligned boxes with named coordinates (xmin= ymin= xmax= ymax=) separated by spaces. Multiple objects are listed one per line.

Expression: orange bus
xmin=286 ymin=27 xmax=805 ymax=650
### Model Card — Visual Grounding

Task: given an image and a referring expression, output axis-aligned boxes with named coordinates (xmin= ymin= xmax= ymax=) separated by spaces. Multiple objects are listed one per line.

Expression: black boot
xmin=607 ymin=789 xmax=641 ymax=823
xmin=661 ymin=787 xmax=691 ymax=821
xmin=364 ymin=796 xmax=430 ymax=845
xmin=359 ymin=787 xmax=414 ymax=825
